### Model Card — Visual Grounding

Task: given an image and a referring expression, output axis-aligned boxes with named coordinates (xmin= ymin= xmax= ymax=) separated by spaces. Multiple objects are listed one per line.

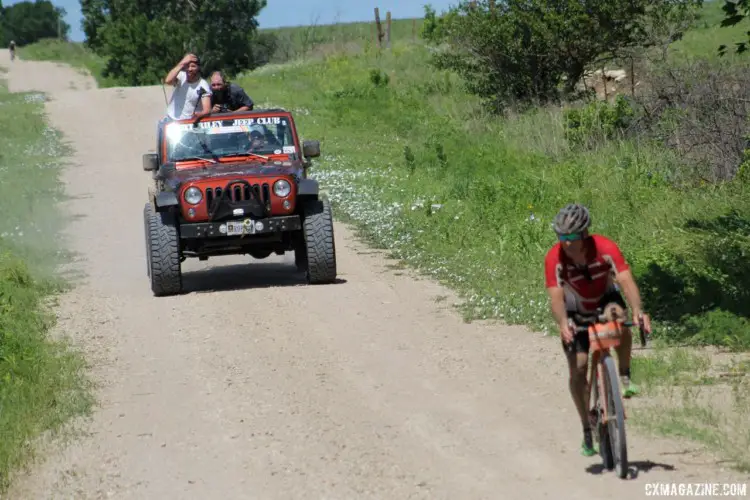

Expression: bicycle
xmin=570 ymin=308 xmax=647 ymax=479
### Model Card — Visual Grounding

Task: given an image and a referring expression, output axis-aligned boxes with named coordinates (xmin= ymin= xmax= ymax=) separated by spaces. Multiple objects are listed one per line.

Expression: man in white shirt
xmin=164 ymin=53 xmax=212 ymax=120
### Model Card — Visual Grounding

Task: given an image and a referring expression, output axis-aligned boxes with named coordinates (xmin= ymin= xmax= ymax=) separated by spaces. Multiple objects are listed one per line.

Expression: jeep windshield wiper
xmin=175 ymin=155 xmax=217 ymax=163
xmin=230 ymin=152 xmax=269 ymax=161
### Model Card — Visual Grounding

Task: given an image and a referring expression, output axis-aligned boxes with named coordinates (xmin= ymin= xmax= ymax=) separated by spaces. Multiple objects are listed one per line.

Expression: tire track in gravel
xmin=2 ymin=50 xmax=747 ymax=499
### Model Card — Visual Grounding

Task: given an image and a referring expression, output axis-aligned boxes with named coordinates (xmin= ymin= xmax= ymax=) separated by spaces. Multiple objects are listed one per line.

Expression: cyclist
xmin=544 ymin=203 xmax=652 ymax=456
xmin=9 ymin=40 xmax=16 ymax=61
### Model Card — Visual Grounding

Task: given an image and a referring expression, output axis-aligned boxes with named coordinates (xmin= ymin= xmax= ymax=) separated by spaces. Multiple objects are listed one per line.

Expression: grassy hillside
xmin=667 ymin=0 xmax=750 ymax=62
xmin=264 ymin=17 xmax=423 ymax=62
xmin=0 ymin=78 xmax=93 ymax=492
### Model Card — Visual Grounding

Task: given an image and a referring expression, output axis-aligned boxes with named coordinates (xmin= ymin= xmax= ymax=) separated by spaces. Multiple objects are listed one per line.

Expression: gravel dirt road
xmin=1 ymin=50 xmax=747 ymax=499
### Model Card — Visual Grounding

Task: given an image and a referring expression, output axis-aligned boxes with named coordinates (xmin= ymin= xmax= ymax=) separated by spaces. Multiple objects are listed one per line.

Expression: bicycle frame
xmin=585 ymin=318 xmax=629 ymax=424
xmin=570 ymin=309 xmax=641 ymax=478
xmin=571 ymin=310 xmax=645 ymax=423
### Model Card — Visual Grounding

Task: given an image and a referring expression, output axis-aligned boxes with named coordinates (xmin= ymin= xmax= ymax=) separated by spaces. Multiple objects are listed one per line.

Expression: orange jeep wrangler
xmin=142 ymin=108 xmax=336 ymax=296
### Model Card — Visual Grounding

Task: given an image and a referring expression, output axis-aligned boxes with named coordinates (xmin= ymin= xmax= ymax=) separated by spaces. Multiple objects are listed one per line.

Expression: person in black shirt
xmin=209 ymin=71 xmax=254 ymax=113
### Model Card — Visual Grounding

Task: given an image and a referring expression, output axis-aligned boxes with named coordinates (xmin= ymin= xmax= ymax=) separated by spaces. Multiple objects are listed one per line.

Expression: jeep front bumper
xmin=179 ymin=215 xmax=301 ymax=239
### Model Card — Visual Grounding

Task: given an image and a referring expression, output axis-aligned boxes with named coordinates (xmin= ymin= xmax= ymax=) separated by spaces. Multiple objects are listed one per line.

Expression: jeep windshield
xmin=164 ymin=115 xmax=298 ymax=163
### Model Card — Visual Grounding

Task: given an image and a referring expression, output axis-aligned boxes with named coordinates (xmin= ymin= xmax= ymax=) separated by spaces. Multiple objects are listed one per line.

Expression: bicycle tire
xmin=592 ymin=364 xmax=614 ymax=469
xmin=603 ymin=355 xmax=628 ymax=479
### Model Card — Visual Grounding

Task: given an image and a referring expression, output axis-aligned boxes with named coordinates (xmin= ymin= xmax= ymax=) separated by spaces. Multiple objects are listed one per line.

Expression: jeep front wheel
xmin=144 ymin=202 xmax=182 ymax=296
xmin=301 ymin=198 xmax=337 ymax=284
xmin=144 ymin=203 xmax=153 ymax=278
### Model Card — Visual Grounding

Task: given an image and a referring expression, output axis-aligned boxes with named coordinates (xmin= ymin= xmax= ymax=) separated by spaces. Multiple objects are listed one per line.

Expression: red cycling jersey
xmin=544 ymin=234 xmax=629 ymax=313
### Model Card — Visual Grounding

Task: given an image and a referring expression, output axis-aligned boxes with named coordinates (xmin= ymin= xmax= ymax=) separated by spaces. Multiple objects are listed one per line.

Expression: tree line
xmin=0 ymin=0 xmax=70 ymax=46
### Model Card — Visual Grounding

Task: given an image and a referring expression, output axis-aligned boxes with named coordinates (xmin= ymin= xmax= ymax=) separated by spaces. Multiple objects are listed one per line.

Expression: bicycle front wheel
xmin=603 ymin=355 xmax=628 ymax=479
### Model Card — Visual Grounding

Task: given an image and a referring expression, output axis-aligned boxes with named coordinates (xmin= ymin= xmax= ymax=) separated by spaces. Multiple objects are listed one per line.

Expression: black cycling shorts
xmin=562 ymin=289 xmax=627 ymax=355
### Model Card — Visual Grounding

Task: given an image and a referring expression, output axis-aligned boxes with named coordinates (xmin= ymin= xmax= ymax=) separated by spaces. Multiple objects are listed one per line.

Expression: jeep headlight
xmin=184 ymin=186 xmax=203 ymax=205
xmin=273 ymin=179 xmax=291 ymax=198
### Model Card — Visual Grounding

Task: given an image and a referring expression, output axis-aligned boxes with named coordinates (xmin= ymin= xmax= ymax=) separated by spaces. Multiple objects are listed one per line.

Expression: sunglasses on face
xmin=558 ymin=232 xmax=583 ymax=242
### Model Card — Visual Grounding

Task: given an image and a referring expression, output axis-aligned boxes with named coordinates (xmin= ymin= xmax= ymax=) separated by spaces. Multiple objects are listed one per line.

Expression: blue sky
xmin=5 ymin=0 xmax=458 ymax=43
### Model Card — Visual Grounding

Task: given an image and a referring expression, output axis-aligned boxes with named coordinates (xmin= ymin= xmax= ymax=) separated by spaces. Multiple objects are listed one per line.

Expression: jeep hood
xmin=162 ymin=161 xmax=303 ymax=189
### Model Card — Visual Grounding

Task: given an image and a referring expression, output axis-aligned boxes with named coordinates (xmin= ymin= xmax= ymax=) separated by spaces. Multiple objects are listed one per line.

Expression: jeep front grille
xmin=205 ymin=183 xmax=271 ymax=208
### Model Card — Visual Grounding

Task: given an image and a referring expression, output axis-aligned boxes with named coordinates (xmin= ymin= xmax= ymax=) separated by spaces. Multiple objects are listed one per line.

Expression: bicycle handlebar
xmin=569 ymin=310 xmax=648 ymax=346
xmin=572 ymin=320 xmax=634 ymax=334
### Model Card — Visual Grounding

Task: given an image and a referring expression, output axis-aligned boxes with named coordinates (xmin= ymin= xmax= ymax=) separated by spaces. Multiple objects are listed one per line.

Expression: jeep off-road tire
xmin=144 ymin=202 xmax=182 ymax=296
xmin=302 ymin=198 xmax=337 ymax=284
xmin=144 ymin=203 xmax=152 ymax=278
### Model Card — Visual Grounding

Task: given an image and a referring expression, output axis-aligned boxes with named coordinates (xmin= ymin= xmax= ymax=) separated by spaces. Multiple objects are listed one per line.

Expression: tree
xmin=82 ymin=0 xmax=268 ymax=86
xmin=0 ymin=1 xmax=4 ymax=45
xmin=423 ymin=0 xmax=703 ymax=113
xmin=80 ymin=0 xmax=108 ymax=50
xmin=1 ymin=0 xmax=70 ymax=46
xmin=718 ymin=0 xmax=750 ymax=55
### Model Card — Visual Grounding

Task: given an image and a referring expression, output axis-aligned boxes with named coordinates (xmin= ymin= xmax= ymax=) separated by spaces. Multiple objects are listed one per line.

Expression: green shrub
xmin=564 ymin=95 xmax=636 ymax=149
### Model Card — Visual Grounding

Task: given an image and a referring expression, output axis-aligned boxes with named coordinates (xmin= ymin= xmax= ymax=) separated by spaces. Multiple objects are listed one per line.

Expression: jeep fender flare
xmin=154 ymin=191 xmax=179 ymax=211
xmin=297 ymin=178 xmax=319 ymax=197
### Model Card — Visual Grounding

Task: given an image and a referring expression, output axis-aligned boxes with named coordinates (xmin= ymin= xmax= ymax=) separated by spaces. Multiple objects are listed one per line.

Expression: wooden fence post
xmin=374 ymin=8 xmax=384 ymax=49
xmin=386 ymin=11 xmax=392 ymax=49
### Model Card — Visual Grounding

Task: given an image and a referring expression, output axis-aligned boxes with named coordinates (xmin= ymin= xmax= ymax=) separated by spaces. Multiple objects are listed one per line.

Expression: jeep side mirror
xmin=302 ymin=140 xmax=320 ymax=159
xmin=143 ymin=153 xmax=158 ymax=171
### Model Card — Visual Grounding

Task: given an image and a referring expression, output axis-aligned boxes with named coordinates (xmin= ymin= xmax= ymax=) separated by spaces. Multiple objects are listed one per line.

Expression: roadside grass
xmin=630 ymin=350 xmax=750 ymax=472
xmin=0 ymin=81 xmax=94 ymax=492
xmin=16 ymin=38 xmax=114 ymax=88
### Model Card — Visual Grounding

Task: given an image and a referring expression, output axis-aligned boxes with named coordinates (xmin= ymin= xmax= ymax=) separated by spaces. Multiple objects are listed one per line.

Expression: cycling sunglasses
xmin=558 ymin=232 xmax=584 ymax=242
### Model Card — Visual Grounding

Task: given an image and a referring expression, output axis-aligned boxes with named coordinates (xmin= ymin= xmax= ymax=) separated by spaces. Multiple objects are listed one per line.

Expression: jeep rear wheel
xmin=144 ymin=203 xmax=182 ymax=296
xmin=302 ymin=198 xmax=337 ymax=284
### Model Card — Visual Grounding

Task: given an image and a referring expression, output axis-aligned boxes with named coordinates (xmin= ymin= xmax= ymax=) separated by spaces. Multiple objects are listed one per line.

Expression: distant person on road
xmin=208 ymin=71 xmax=254 ymax=113
xmin=9 ymin=40 xmax=16 ymax=61
xmin=164 ymin=53 xmax=212 ymax=120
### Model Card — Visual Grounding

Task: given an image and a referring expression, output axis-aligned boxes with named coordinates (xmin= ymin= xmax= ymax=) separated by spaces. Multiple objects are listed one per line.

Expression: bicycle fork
xmin=590 ymin=352 xmax=628 ymax=425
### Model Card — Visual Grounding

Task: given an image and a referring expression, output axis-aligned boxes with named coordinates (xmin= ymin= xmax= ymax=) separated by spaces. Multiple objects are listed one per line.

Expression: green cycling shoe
xmin=581 ymin=440 xmax=597 ymax=457
xmin=581 ymin=430 xmax=597 ymax=457
xmin=622 ymin=380 xmax=640 ymax=398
